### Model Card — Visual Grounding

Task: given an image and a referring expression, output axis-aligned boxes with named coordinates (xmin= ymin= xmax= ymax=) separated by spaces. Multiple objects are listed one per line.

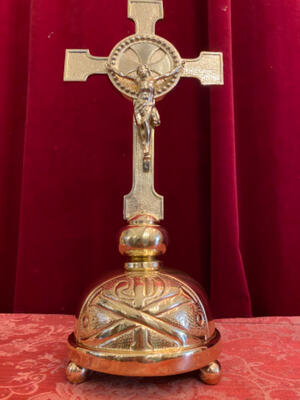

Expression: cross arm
xmin=182 ymin=52 xmax=224 ymax=85
xmin=128 ymin=0 xmax=163 ymax=35
xmin=64 ymin=50 xmax=108 ymax=82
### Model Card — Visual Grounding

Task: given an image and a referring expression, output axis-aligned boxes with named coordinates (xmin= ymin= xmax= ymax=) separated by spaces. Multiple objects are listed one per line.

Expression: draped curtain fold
xmin=209 ymin=0 xmax=252 ymax=317
xmin=0 ymin=0 xmax=299 ymax=318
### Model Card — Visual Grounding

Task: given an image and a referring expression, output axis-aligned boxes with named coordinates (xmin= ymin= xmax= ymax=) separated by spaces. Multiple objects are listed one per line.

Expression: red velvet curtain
xmin=1 ymin=0 xmax=299 ymax=318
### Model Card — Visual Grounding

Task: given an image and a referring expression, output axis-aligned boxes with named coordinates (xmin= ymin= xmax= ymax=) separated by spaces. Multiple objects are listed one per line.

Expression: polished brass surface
xmin=124 ymin=123 xmax=163 ymax=221
xmin=64 ymin=0 xmax=223 ymax=384
xmin=67 ymin=330 xmax=221 ymax=377
xmin=183 ymin=52 xmax=224 ymax=85
xmin=119 ymin=215 xmax=167 ymax=258
xmin=128 ymin=0 xmax=163 ymax=35
xmin=76 ymin=271 xmax=213 ymax=348
xmin=64 ymin=50 xmax=107 ymax=82
xmin=106 ymin=36 xmax=182 ymax=99
xmin=67 ymin=269 xmax=221 ymax=377
xmin=124 ymin=260 xmax=161 ymax=271
xmin=66 ymin=361 xmax=88 ymax=384
xmin=199 ymin=360 xmax=222 ymax=385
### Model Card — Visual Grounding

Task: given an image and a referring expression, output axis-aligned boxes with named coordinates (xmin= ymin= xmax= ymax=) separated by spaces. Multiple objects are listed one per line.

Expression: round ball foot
xmin=66 ymin=361 xmax=88 ymax=384
xmin=199 ymin=360 xmax=222 ymax=385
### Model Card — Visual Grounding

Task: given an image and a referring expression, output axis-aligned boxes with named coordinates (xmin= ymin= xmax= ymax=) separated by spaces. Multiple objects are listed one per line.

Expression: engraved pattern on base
xmin=76 ymin=272 xmax=211 ymax=353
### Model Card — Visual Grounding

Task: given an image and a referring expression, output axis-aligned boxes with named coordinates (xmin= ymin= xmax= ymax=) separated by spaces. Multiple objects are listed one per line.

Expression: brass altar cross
xmin=64 ymin=0 xmax=223 ymax=222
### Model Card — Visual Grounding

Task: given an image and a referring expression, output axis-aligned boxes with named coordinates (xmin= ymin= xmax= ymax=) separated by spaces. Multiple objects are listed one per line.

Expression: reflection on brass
xmin=67 ymin=329 xmax=221 ymax=377
xmin=199 ymin=361 xmax=222 ymax=385
xmin=67 ymin=269 xmax=221 ymax=377
xmin=119 ymin=214 xmax=167 ymax=258
xmin=64 ymin=0 xmax=223 ymax=385
xmin=66 ymin=361 xmax=88 ymax=384
xmin=77 ymin=272 xmax=211 ymax=349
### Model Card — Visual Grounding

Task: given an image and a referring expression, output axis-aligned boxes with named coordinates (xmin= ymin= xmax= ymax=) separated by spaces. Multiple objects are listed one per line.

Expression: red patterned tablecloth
xmin=0 ymin=314 xmax=299 ymax=399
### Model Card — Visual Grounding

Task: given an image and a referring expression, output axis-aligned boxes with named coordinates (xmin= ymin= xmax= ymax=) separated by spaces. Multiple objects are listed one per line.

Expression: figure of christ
xmin=107 ymin=62 xmax=183 ymax=171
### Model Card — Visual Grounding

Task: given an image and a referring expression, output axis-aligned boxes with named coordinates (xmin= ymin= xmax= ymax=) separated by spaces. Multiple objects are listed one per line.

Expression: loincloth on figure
xmin=134 ymin=100 xmax=160 ymax=127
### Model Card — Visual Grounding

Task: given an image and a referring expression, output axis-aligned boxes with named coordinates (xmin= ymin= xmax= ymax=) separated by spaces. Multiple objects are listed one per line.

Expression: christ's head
xmin=137 ymin=64 xmax=151 ymax=78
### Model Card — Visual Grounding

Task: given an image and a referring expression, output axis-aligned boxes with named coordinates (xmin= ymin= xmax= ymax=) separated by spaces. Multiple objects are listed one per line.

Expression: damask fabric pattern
xmin=0 ymin=314 xmax=299 ymax=399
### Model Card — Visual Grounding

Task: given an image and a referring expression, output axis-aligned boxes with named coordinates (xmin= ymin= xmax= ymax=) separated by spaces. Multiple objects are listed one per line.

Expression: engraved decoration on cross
xmin=64 ymin=0 xmax=223 ymax=222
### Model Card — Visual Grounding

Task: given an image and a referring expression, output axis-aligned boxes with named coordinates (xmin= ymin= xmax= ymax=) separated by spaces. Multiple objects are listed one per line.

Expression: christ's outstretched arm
xmin=154 ymin=61 xmax=185 ymax=82
xmin=106 ymin=63 xmax=136 ymax=81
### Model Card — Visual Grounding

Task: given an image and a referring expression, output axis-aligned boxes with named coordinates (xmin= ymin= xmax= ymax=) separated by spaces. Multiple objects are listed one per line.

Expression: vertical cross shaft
xmin=124 ymin=123 xmax=163 ymax=221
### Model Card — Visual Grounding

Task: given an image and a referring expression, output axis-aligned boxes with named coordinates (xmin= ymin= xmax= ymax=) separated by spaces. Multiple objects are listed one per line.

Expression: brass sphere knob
xmin=66 ymin=361 xmax=88 ymax=384
xmin=199 ymin=361 xmax=222 ymax=385
xmin=119 ymin=215 xmax=168 ymax=259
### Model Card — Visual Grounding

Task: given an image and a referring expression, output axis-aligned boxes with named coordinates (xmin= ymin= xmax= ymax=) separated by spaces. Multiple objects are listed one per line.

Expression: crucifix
xmin=64 ymin=0 xmax=224 ymax=385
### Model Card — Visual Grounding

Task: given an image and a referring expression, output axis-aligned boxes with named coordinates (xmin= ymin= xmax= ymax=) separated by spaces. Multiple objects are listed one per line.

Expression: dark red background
xmin=1 ymin=0 xmax=299 ymax=318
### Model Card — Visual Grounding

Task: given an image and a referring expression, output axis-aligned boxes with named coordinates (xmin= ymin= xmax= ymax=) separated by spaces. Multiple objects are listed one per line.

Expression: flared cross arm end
xmin=63 ymin=49 xmax=108 ymax=82
xmin=128 ymin=0 xmax=164 ymax=35
xmin=182 ymin=52 xmax=224 ymax=86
